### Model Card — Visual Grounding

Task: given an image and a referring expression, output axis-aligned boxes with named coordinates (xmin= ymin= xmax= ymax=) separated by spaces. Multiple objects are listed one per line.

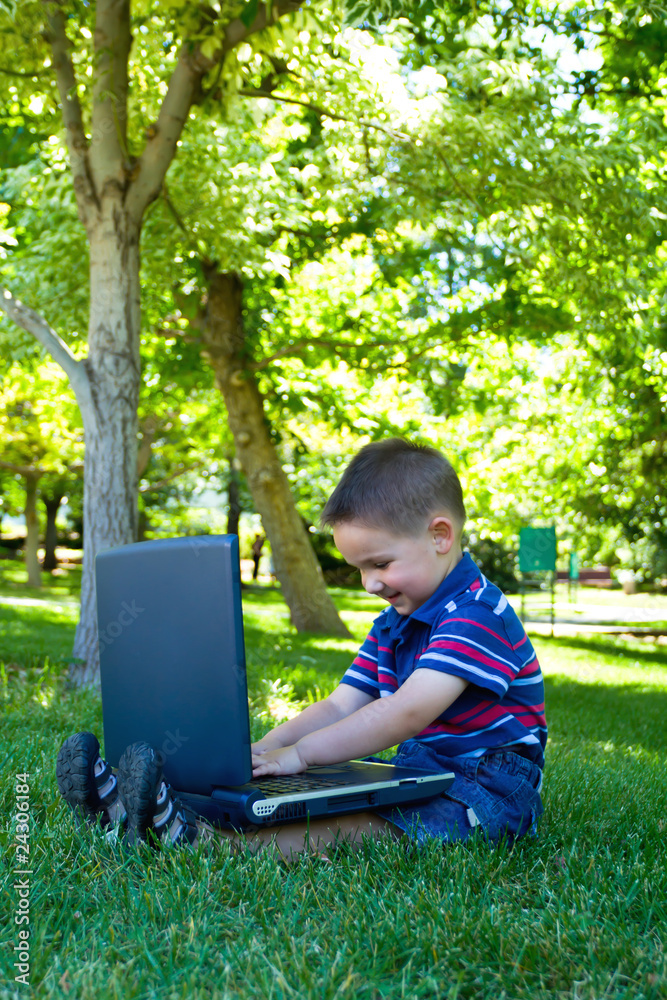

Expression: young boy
xmin=57 ymin=439 xmax=546 ymax=856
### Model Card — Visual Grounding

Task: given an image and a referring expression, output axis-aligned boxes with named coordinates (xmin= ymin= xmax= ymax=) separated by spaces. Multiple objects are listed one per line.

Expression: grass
xmin=1 ymin=571 xmax=666 ymax=1000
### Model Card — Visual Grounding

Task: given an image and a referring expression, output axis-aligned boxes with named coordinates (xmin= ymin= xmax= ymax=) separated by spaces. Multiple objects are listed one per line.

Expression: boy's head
xmin=321 ymin=439 xmax=466 ymax=615
xmin=321 ymin=438 xmax=465 ymax=537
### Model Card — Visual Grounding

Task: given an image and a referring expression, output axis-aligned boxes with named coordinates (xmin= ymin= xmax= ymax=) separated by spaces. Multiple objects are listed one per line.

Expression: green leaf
xmin=239 ymin=0 xmax=259 ymax=29
xmin=200 ymin=35 xmax=219 ymax=61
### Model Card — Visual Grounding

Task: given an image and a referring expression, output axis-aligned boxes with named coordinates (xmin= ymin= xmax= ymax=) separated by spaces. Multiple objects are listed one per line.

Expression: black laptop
xmin=96 ymin=535 xmax=453 ymax=829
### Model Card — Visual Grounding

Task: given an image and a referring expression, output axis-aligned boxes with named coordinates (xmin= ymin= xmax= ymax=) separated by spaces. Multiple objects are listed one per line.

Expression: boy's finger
xmin=251 ymin=756 xmax=278 ymax=775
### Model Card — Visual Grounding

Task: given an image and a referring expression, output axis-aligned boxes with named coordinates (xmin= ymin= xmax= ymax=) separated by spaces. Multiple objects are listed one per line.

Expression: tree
xmin=130 ymin=16 xmax=586 ymax=632
xmin=0 ymin=0 xmax=311 ymax=683
xmin=140 ymin=0 xmax=667 ymax=602
xmin=3 ymin=0 xmax=667 ymax=682
xmin=0 ymin=361 xmax=83 ymax=585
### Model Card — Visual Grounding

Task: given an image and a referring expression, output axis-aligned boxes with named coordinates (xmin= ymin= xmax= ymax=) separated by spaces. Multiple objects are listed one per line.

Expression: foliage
xmin=0 ymin=361 xmax=84 ymax=477
xmin=465 ymin=534 xmax=519 ymax=593
xmin=1 ymin=0 xmax=666 ymax=586
xmin=0 ymin=163 xmax=88 ymax=359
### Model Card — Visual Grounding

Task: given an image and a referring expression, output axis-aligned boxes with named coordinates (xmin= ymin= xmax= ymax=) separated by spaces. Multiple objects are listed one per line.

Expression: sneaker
xmin=117 ymin=741 xmax=199 ymax=848
xmin=56 ymin=731 xmax=123 ymax=828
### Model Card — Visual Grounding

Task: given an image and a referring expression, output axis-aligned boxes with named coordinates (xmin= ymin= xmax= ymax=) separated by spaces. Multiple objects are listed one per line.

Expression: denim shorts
xmin=369 ymin=740 xmax=544 ymax=845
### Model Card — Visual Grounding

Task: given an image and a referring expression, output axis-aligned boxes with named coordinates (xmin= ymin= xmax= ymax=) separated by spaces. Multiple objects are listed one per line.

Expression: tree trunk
xmin=68 ymin=212 xmax=142 ymax=686
xmin=24 ymin=472 xmax=42 ymax=588
xmin=42 ymin=489 xmax=64 ymax=571
xmin=2 ymin=0 xmax=309 ymax=686
xmin=138 ymin=508 xmax=150 ymax=541
xmin=226 ymin=455 xmax=242 ymax=537
xmin=201 ymin=268 xmax=350 ymax=637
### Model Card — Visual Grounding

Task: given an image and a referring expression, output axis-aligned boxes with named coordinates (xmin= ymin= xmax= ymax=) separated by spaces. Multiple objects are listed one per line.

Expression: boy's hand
xmin=251 ymin=736 xmax=282 ymax=755
xmin=248 ymin=685 xmax=372 ymax=762
xmin=251 ymin=744 xmax=308 ymax=777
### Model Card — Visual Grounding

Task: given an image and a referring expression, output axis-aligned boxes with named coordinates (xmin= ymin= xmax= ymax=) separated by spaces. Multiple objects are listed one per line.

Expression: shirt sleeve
xmin=416 ymin=605 xmax=522 ymax=699
xmin=339 ymin=625 xmax=381 ymax=699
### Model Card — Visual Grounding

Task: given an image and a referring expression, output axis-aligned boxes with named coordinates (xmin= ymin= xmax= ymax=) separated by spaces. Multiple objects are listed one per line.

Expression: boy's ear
xmin=428 ymin=516 xmax=456 ymax=554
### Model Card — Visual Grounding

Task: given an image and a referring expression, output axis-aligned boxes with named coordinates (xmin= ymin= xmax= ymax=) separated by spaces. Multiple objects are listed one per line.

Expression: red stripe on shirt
xmin=446 ymin=703 xmax=509 ymax=729
xmin=434 ymin=617 xmax=513 ymax=648
xmin=426 ymin=639 xmax=515 ymax=678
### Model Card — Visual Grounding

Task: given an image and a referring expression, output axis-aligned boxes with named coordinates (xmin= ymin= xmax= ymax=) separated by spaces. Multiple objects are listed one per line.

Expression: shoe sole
xmin=117 ymin=742 xmax=162 ymax=846
xmin=56 ymin=731 xmax=103 ymax=822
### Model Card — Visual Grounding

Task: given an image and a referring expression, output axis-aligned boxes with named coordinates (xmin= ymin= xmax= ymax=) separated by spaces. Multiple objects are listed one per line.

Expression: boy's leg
xmin=370 ymin=750 xmax=544 ymax=845
xmin=207 ymin=811 xmax=402 ymax=859
xmin=57 ymin=733 xmax=401 ymax=856
xmin=56 ymin=732 xmax=126 ymax=827
xmin=57 ymin=733 xmax=199 ymax=847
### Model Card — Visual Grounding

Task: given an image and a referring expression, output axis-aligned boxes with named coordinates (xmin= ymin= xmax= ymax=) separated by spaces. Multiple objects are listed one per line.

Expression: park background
xmin=1 ymin=1 xmax=666 ymax=998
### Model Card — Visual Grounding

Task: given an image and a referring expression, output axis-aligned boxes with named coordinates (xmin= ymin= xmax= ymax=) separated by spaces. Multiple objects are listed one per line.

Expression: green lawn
xmin=1 ymin=574 xmax=666 ymax=1000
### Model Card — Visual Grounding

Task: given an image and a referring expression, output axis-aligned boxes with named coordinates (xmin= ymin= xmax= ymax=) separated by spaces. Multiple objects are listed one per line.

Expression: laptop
xmin=96 ymin=535 xmax=453 ymax=829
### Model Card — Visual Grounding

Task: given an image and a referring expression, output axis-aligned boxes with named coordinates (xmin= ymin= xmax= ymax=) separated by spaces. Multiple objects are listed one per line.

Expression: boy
xmin=57 ymin=439 xmax=546 ymax=856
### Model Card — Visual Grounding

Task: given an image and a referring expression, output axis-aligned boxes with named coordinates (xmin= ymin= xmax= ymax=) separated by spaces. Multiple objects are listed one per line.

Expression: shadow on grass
xmin=537 ymin=632 xmax=667 ymax=668
xmin=240 ymin=584 xmax=287 ymax=606
xmin=0 ymin=562 xmax=83 ymax=597
xmin=544 ymin=674 xmax=667 ymax=753
xmin=0 ymin=601 xmax=77 ymax=665
xmin=241 ymin=582 xmax=382 ymax=616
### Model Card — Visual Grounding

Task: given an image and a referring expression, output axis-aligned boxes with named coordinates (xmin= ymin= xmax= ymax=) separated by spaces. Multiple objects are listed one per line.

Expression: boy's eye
xmin=374 ymin=562 xmax=389 ymax=569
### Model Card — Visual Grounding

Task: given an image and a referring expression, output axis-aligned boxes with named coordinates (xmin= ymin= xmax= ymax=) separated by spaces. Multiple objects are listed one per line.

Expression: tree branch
xmin=0 ymin=285 xmax=89 ymax=399
xmin=43 ymin=1 xmax=99 ymax=220
xmin=160 ymin=186 xmax=203 ymax=260
xmin=137 ymin=414 xmax=161 ymax=479
xmin=381 ymin=343 xmax=439 ymax=370
xmin=249 ymin=335 xmax=397 ymax=370
xmin=0 ymin=460 xmax=47 ymax=478
xmin=0 ymin=66 xmax=47 ymax=78
xmin=139 ymin=462 xmax=202 ymax=493
xmin=249 ymin=338 xmax=314 ymax=369
xmin=90 ymin=0 xmax=131 ymax=180
xmin=240 ymin=83 xmax=553 ymax=261
xmin=126 ymin=0 xmax=306 ymax=218
xmin=124 ymin=47 xmax=203 ymax=217
xmin=238 ymin=88 xmax=411 ymax=142
xmin=250 ymin=332 xmax=458 ymax=376
xmin=156 ymin=326 xmax=202 ymax=343
xmin=162 ymin=186 xmax=190 ymax=235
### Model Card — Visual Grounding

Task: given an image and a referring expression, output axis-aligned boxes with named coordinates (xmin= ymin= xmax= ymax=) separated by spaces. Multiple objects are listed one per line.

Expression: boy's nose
xmin=362 ymin=573 xmax=384 ymax=595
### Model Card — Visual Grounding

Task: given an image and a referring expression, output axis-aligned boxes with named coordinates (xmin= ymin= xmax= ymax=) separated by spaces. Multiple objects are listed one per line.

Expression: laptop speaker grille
xmin=252 ymin=799 xmax=308 ymax=820
xmin=273 ymin=801 xmax=308 ymax=821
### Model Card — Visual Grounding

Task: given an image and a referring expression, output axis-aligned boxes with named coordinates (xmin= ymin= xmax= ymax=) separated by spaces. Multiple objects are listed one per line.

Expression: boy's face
xmin=333 ymin=518 xmax=457 ymax=616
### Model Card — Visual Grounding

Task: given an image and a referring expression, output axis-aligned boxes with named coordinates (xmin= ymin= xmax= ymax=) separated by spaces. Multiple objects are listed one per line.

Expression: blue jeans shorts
xmin=369 ymin=740 xmax=544 ymax=845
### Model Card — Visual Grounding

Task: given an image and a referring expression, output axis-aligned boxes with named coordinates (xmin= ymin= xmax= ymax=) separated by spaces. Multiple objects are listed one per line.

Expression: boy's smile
xmin=333 ymin=518 xmax=461 ymax=616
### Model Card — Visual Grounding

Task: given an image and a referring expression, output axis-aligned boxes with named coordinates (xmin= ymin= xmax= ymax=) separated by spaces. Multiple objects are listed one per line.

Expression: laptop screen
xmin=97 ymin=535 xmax=252 ymax=793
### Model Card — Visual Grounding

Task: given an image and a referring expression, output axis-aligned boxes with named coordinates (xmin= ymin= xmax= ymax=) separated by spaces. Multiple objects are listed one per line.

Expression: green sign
xmin=569 ymin=551 xmax=579 ymax=580
xmin=519 ymin=526 xmax=556 ymax=573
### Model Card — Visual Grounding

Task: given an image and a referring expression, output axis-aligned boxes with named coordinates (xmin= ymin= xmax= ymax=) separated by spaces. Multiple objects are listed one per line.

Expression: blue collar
xmin=374 ymin=552 xmax=480 ymax=638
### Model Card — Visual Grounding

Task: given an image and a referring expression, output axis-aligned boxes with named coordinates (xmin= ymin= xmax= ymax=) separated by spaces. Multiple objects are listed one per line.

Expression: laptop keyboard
xmin=253 ymin=774 xmax=349 ymax=795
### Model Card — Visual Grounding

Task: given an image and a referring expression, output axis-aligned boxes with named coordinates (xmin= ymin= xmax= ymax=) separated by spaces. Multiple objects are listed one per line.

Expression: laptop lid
xmin=97 ymin=535 xmax=251 ymax=793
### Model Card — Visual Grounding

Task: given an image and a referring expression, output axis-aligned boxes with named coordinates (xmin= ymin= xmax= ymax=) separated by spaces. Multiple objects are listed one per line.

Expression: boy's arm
xmin=251 ymin=668 xmax=468 ymax=776
xmin=251 ymin=683 xmax=375 ymax=754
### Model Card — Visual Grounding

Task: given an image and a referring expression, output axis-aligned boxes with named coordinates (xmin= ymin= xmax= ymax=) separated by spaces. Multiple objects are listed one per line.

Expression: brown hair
xmin=321 ymin=438 xmax=466 ymax=536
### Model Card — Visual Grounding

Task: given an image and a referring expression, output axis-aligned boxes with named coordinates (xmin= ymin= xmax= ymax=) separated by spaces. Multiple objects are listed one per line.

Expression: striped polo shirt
xmin=341 ymin=552 xmax=547 ymax=767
